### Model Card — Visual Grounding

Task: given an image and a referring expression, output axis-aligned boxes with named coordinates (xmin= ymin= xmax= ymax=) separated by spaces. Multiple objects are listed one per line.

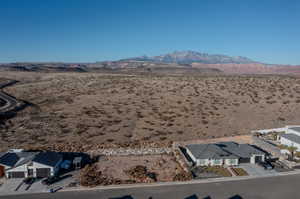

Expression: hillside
xmin=1 ymin=72 xmax=300 ymax=152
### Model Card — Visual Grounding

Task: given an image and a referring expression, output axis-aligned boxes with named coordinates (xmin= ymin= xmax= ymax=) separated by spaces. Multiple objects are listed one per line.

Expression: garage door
xmin=239 ymin=158 xmax=250 ymax=163
xmin=8 ymin=171 xmax=25 ymax=178
xmin=36 ymin=168 xmax=51 ymax=178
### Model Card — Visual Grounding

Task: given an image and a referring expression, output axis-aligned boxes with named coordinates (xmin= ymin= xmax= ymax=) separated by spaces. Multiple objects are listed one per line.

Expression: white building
xmin=280 ymin=126 xmax=300 ymax=152
xmin=185 ymin=142 xmax=266 ymax=167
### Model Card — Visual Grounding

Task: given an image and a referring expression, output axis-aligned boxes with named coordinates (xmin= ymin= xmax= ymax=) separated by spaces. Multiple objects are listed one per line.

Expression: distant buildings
xmin=280 ymin=126 xmax=300 ymax=152
xmin=185 ymin=142 xmax=266 ymax=166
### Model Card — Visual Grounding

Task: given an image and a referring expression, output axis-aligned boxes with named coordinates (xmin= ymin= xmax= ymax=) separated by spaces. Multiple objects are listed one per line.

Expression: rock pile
xmin=125 ymin=165 xmax=157 ymax=183
xmin=80 ymin=164 xmax=136 ymax=187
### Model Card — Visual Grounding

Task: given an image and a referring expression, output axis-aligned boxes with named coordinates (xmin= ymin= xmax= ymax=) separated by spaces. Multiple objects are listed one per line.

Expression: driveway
xmin=237 ymin=163 xmax=277 ymax=176
xmin=0 ymin=172 xmax=78 ymax=196
xmin=0 ymin=178 xmax=48 ymax=196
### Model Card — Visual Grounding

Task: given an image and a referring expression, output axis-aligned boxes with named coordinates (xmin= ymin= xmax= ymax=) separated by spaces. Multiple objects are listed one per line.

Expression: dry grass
xmin=1 ymin=72 xmax=300 ymax=151
xmin=96 ymin=155 xmax=181 ymax=182
xmin=200 ymin=166 xmax=232 ymax=177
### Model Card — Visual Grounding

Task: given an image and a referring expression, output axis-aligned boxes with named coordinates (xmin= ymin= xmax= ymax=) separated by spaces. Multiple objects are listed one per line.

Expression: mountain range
xmin=121 ymin=50 xmax=258 ymax=64
xmin=1 ymin=51 xmax=300 ymax=75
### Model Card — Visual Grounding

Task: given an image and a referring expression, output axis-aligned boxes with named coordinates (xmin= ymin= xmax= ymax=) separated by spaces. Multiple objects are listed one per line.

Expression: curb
xmin=62 ymin=169 xmax=300 ymax=193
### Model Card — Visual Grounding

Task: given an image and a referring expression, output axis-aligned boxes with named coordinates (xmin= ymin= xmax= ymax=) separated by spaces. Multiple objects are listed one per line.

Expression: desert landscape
xmin=1 ymin=71 xmax=300 ymax=152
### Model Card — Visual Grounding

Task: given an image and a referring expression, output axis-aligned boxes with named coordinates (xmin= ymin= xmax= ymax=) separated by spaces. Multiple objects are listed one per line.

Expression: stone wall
xmin=89 ymin=147 xmax=172 ymax=156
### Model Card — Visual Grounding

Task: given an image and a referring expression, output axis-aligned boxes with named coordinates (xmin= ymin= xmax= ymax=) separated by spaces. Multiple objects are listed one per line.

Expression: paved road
xmin=3 ymin=174 xmax=300 ymax=199
xmin=0 ymin=91 xmax=18 ymax=112
xmin=0 ymin=80 xmax=19 ymax=112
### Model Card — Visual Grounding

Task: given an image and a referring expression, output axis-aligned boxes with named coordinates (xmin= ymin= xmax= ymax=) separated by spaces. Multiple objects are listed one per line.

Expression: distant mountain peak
xmin=123 ymin=50 xmax=257 ymax=64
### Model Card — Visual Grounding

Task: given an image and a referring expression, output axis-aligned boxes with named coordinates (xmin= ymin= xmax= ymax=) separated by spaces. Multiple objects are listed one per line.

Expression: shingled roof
xmin=32 ymin=152 xmax=62 ymax=167
xmin=0 ymin=152 xmax=37 ymax=167
xmin=186 ymin=142 xmax=265 ymax=160
xmin=186 ymin=143 xmax=238 ymax=159
xmin=281 ymin=133 xmax=300 ymax=145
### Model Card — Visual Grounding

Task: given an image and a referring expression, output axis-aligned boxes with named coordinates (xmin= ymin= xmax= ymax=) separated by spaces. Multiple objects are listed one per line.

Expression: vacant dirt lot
xmin=96 ymin=155 xmax=180 ymax=182
xmin=1 ymin=72 xmax=300 ymax=151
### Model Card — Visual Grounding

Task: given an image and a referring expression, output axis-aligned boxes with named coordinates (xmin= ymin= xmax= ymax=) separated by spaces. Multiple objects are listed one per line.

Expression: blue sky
xmin=0 ymin=0 xmax=300 ymax=64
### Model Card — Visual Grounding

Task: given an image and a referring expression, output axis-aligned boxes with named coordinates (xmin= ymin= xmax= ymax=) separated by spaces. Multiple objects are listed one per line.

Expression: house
xmin=0 ymin=150 xmax=63 ymax=178
xmin=280 ymin=127 xmax=300 ymax=152
xmin=185 ymin=142 xmax=266 ymax=166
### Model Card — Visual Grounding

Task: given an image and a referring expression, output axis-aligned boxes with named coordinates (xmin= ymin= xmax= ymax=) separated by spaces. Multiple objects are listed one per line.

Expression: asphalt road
xmin=3 ymin=174 xmax=300 ymax=199
xmin=0 ymin=91 xmax=18 ymax=112
xmin=0 ymin=80 xmax=19 ymax=112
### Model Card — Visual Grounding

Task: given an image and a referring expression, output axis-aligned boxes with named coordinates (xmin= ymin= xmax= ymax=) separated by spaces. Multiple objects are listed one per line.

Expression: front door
xmin=28 ymin=169 xmax=33 ymax=177
xmin=255 ymin=155 xmax=263 ymax=163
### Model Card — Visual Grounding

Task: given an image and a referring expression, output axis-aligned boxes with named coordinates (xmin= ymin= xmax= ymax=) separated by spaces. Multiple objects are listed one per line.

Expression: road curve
xmin=0 ymin=91 xmax=18 ymax=112
xmin=0 ymin=80 xmax=20 ymax=113
xmin=2 ymin=173 xmax=300 ymax=199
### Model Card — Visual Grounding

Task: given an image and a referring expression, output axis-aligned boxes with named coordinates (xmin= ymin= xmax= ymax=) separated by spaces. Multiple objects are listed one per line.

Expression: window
xmin=214 ymin=159 xmax=221 ymax=164
xmin=228 ymin=159 xmax=236 ymax=164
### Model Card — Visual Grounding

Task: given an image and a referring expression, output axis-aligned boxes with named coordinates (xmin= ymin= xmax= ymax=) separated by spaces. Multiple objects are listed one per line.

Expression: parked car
xmin=42 ymin=176 xmax=60 ymax=185
xmin=258 ymin=161 xmax=273 ymax=170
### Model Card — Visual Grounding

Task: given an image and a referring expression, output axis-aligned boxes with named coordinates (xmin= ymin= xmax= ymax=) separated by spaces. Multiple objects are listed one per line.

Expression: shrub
xmin=125 ymin=165 xmax=157 ymax=182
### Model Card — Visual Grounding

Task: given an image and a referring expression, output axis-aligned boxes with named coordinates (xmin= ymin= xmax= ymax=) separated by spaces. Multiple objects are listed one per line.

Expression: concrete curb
xmin=2 ymin=170 xmax=300 ymax=197
xmin=62 ymin=169 xmax=300 ymax=193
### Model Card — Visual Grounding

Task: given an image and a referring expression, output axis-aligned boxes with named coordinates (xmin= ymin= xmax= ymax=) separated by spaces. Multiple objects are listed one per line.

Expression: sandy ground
xmin=96 ymin=155 xmax=181 ymax=182
xmin=175 ymin=135 xmax=253 ymax=146
xmin=1 ymin=72 xmax=300 ymax=151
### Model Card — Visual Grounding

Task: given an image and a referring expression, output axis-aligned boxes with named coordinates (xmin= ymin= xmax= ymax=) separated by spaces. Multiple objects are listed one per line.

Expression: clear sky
xmin=0 ymin=0 xmax=300 ymax=64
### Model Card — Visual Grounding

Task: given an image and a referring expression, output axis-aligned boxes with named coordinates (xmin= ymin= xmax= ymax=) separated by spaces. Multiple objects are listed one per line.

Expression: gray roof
xmin=0 ymin=152 xmax=37 ymax=167
xmin=217 ymin=142 xmax=265 ymax=158
xmin=281 ymin=133 xmax=300 ymax=145
xmin=33 ymin=152 xmax=62 ymax=167
xmin=289 ymin=127 xmax=300 ymax=133
xmin=186 ymin=142 xmax=265 ymax=160
xmin=186 ymin=143 xmax=238 ymax=159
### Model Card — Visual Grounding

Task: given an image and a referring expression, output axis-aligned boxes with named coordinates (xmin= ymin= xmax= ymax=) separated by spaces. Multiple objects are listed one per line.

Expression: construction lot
xmin=79 ymin=154 xmax=189 ymax=186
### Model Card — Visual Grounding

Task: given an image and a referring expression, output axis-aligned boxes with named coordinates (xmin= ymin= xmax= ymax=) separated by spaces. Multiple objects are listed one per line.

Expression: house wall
xmin=185 ymin=148 xmax=198 ymax=164
xmin=32 ymin=162 xmax=55 ymax=177
xmin=208 ymin=159 xmax=223 ymax=166
xmin=185 ymin=148 xmax=240 ymax=166
xmin=280 ymin=136 xmax=300 ymax=152
xmin=250 ymin=154 xmax=265 ymax=164
xmin=196 ymin=159 xmax=210 ymax=166
xmin=5 ymin=164 xmax=27 ymax=178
